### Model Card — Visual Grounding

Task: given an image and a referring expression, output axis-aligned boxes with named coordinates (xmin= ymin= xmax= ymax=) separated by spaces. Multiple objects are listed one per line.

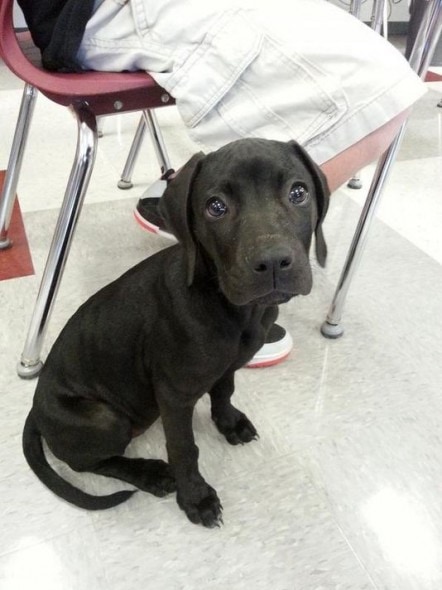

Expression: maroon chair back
xmin=0 ymin=0 xmax=174 ymax=115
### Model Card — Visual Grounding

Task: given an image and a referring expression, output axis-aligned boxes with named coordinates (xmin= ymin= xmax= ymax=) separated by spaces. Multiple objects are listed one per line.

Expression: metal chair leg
xmin=349 ymin=0 xmax=362 ymax=20
xmin=17 ymin=103 xmax=99 ymax=378
xmin=118 ymin=108 xmax=172 ymax=189
xmin=321 ymin=0 xmax=442 ymax=339
xmin=321 ymin=126 xmax=407 ymax=338
xmin=347 ymin=0 xmax=387 ymax=190
xmin=350 ymin=0 xmax=387 ymax=33
xmin=370 ymin=0 xmax=388 ymax=35
xmin=97 ymin=116 xmax=105 ymax=138
xmin=142 ymin=109 xmax=172 ymax=174
xmin=0 ymin=83 xmax=37 ymax=249
xmin=117 ymin=115 xmax=147 ymax=189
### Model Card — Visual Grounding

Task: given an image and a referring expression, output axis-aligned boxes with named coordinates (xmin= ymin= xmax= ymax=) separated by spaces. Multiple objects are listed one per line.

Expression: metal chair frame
xmin=321 ymin=0 xmax=442 ymax=338
xmin=0 ymin=0 xmax=175 ymax=377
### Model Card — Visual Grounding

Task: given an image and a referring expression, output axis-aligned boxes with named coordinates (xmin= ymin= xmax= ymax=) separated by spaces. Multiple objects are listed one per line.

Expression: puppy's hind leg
xmin=42 ymin=397 xmax=176 ymax=497
xmin=209 ymin=373 xmax=258 ymax=445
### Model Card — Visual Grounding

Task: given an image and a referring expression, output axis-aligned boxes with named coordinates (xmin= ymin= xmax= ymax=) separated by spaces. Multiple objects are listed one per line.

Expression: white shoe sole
xmin=245 ymin=330 xmax=293 ymax=368
xmin=133 ymin=208 xmax=176 ymax=242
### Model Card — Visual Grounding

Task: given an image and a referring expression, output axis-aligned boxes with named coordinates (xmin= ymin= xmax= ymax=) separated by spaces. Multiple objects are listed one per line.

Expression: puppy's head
xmin=159 ymin=138 xmax=329 ymax=306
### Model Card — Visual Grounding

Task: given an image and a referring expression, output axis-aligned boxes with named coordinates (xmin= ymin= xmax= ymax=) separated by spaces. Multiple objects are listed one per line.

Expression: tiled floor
xmin=1 ymin=47 xmax=442 ymax=590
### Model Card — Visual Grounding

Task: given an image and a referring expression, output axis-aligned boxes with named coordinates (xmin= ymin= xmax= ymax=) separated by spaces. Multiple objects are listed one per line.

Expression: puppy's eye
xmin=206 ymin=197 xmax=228 ymax=218
xmin=289 ymin=182 xmax=310 ymax=205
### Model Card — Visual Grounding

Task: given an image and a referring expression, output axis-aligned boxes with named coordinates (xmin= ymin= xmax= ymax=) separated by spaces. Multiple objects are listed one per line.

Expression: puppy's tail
xmin=22 ymin=410 xmax=135 ymax=510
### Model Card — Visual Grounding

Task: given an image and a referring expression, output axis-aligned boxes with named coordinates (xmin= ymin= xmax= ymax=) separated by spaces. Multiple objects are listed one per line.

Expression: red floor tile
xmin=426 ymin=70 xmax=442 ymax=82
xmin=0 ymin=170 xmax=35 ymax=281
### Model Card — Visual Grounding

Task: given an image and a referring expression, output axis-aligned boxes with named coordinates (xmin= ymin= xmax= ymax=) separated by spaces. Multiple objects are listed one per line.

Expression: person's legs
xmin=78 ymin=0 xmax=426 ymax=187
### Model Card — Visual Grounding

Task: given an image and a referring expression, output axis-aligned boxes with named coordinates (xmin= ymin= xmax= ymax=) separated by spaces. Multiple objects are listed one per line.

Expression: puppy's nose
xmin=252 ymin=248 xmax=293 ymax=275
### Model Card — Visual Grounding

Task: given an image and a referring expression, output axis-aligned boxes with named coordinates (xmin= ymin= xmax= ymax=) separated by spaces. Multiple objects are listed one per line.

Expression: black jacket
xmin=17 ymin=0 xmax=95 ymax=71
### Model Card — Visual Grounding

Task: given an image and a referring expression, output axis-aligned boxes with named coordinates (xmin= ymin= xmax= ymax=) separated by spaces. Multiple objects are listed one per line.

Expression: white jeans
xmin=77 ymin=0 xmax=426 ymax=163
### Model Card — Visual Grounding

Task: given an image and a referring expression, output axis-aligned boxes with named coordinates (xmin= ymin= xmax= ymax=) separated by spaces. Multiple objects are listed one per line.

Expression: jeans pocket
xmin=164 ymin=10 xmax=263 ymax=128
xmin=214 ymin=35 xmax=349 ymax=146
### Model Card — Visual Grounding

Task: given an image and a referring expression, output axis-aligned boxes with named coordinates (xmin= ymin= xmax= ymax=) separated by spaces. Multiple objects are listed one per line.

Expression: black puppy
xmin=23 ymin=138 xmax=329 ymax=527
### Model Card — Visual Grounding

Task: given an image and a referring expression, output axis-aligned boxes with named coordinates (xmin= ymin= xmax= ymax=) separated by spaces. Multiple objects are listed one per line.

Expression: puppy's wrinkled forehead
xmin=197 ymin=139 xmax=308 ymax=191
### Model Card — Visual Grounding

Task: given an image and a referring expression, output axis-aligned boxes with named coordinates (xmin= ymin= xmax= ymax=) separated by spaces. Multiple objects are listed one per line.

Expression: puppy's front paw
xmin=131 ymin=459 xmax=176 ymax=497
xmin=213 ymin=408 xmax=258 ymax=445
xmin=177 ymin=484 xmax=223 ymax=528
xmin=142 ymin=460 xmax=177 ymax=497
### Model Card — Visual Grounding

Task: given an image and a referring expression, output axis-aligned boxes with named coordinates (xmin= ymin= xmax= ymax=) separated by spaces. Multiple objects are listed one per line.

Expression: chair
xmin=0 ymin=0 xmax=175 ymax=378
xmin=321 ymin=0 xmax=442 ymax=338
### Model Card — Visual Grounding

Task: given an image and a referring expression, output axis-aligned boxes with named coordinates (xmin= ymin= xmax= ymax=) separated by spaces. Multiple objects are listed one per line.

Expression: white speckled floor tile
xmin=87 ymin=455 xmax=377 ymax=590
xmin=0 ymin=526 xmax=109 ymax=590
xmin=300 ymin=413 xmax=442 ymax=589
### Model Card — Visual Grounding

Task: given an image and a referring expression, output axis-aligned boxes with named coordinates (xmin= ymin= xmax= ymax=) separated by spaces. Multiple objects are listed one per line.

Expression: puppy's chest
xmin=199 ymin=321 xmax=266 ymax=374
xmin=152 ymin=300 xmax=271 ymax=394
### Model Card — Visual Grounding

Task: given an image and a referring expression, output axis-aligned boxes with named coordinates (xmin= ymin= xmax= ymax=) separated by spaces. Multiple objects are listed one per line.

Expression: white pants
xmin=78 ymin=0 xmax=426 ymax=164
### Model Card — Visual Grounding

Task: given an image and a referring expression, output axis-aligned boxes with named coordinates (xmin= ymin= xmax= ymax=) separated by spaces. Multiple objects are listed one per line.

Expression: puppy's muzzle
xmin=251 ymin=245 xmax=312 ymax=301
xmin=221 ymin=242 xmax=312 ymax=306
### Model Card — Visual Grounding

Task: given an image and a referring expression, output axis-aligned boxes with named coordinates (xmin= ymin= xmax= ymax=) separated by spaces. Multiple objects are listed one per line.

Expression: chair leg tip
xmin=347 ymin=178 xmax=363 ymax=190
xmin=0 ymin=237 xmax=13 ymax=250
xmin=117 ymin=179 xmax=133 ymax=190
xmin=17 ymin=359 xmax=43 ymax=379
xmin=320 ymin=321 xmax=344 ymax=339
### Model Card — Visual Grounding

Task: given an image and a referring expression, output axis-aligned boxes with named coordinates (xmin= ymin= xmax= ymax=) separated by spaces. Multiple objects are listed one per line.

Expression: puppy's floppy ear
xmin=158 ymin=152 xmax=205 ymax=285
xmin=288 ymin=140 xmax=330 ymax=267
